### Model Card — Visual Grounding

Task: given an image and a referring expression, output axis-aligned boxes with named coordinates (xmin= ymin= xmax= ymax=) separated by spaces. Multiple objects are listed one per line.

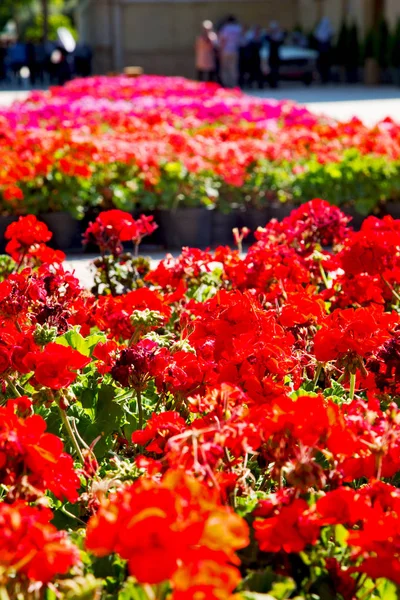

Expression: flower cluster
xmin=2 ymin=204 xmax=400 ymax=598
xmin=1 ymin=77 xmax=400 ymax=217
xmin=86 ymin=469 xmax=249 ymax=598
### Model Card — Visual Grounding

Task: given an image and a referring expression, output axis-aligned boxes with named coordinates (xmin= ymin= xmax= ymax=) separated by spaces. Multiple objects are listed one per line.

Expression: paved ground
xmin=2 ymin=83 xmax=400 ymax=287
xmin=65 ymin=253 xmax=175 ymax=289
xmin=252 ymin=83 xmax=400 ymax=125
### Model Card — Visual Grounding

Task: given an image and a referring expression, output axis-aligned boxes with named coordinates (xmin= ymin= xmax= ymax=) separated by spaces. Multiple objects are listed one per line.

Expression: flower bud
xmin=33 ymin=323 xmax=58 ymax=346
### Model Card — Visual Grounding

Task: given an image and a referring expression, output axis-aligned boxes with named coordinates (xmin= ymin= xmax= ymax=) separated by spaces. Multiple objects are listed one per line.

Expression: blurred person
xmin=50 ymin=45 xmax=71 ymax=85
xmin=8 ymin=41 xmax=27 ymax=82
xmin=238 ymin=25 xmax=251 ymax=87
xmin=247 ymin=26 xmax=264 ymax=88
xmin=314 ymin=16 xmax=333 ymax=83
xmin=0 ymin=44 xmax=6 ymax=83
xmin=34 ymin=42 xmax=47 ymax=84
xmin=74 ymin=43 xmax=93 ymax=77
xmin=266 ymin=21 xmax=285 ymax=88
xmin=45 ymin=40 xmax=57 ymax=83
xmin=291 ymin=28 xmax=308 ymax=48
xmin=195 ymin=20 xmax=218 ymax=81
xmin=26 ymin=41 xmax=37 ymax=86
xmin=219 ymin=15 xmax=242 ymax=87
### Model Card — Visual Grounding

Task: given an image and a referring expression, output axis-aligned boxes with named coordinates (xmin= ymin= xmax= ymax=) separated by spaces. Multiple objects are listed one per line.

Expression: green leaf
xmin=56 ymin=328 xmax=106 ymax=358
xmin=334 ymin=524 xmax=349 ymax=547
xmin=82 ymin=384 xmax=124 ymax=458
xmin=376 ymin=579 xmax=399 ymax=600
xmin=56 ymin=329 xmax=90 ymax=356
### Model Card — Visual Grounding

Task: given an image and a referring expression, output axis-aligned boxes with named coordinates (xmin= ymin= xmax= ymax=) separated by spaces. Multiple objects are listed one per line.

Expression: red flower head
xmin=132 ymin=411 xmax=186 ymax=453
xmin=256 ymin=198 xmax=351 ymax=253
xmin=111 ymin=338 xmax=160 ymax=390
xmin=86 ymin=469 xmax=249 ymax=585
xmin=5 ymin=215 xmax=52 ymax=249
xmin=340 ymin=215 xmax=400 ymax=277
xmin=0 ymin=501 xmax=79 ymax=583
xmin=83 ymin=210 xmax=151 ymax=255
xmin=0 ymin=399 xmax=80 ymax=502
xmin=26 ymin=342 xmax=90 ymax=389
xmin=254 ymin=495 xmax=319 ymax=553
xmin=314 ymin=306 xmax=397 ymax=364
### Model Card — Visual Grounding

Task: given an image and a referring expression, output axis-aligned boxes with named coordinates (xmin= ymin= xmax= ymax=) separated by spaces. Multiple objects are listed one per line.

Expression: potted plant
xmin=212 ymin=182 xmax=241 ymax=247
xmin=36 ymin=175 xmax=89 ymax=251
xmin=155 ymin=164 xmax=215 ymax=249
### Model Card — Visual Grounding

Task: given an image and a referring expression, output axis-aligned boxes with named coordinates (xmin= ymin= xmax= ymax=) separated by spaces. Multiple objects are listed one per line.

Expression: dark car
xmin=260 ymin=44 xmax=318 ymax=86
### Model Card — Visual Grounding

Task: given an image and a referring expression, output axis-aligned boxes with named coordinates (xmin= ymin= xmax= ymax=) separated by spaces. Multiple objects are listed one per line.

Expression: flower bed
xmin=1 ymin=200 xmax=400 ymax=598
xmin=1 ymin=76 xmax=400 ymax=227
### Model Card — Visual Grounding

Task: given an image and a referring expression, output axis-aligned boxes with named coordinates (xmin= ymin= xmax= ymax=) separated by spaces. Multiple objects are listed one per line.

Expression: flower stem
xmin=57 ymin=400 xmax=85 ymax=464
xmin=349 ymin=372 xmax=356 ymax=401
xmin=5 ymin=377 xmax=21 ymax=398
xmin=136 ymin=389 xmax=143 ymax=430
xmin=319 ymin=262 xmax=330 ymax=289
xmin=382 ymin=275 xmax=400 ymax=303
xmin=312 ymin=364 xmax=322 ymax=391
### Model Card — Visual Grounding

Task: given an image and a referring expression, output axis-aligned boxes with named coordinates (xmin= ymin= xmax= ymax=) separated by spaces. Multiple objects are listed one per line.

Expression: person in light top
xmin=195 ymin=20 xmax=218 ymax=82
xmin=219 ymin=15 xmax=242 ymax=87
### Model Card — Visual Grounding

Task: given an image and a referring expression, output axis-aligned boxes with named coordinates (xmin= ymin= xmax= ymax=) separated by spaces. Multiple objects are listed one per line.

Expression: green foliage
xmin=24 ymin=12 xmax=77 ymax=42
xmin=0 ymin=0 xmax=31 ymax=33
xmin=90 ymin=254 xmax=151 ymax=297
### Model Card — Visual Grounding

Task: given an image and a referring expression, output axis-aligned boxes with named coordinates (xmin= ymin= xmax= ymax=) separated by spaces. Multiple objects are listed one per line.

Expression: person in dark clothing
xmin=266 ymin=21 xmax=285 ymax=88
xmin=314 ymin=17 xmax=333 ymax=83
xmin=247 ymin=26 xmax=264 ymax=88
xmin=74 ymin=44 xmax=93 ymax=77
xmin=26 ymin=42 xmax=37 ymax=86
xmin=0 ymin=45 xmax=6 ymax=82
xmin=238 ymin=26 xmax=251 ymax=87
xmin=50 ymin=46 xmax=71 ymax=85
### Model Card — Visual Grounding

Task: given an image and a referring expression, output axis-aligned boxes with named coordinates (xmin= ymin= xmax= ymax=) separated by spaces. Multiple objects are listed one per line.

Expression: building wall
xmin=80 ymin=0 xmax=298 ymax=75
xmin=298 ymin=0 xmax=366 ymax=36
xmin=78 ymin=0 xmax=396 ymax=76
xmin=121 ymin=0 xmax=298 ymax=77
xmin=386 ymin=0 xmax=400 ymax=26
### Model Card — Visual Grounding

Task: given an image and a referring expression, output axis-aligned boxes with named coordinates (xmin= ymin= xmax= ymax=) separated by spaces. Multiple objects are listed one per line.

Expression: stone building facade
xmin=78 ymin=0 xmax=400 ymax=77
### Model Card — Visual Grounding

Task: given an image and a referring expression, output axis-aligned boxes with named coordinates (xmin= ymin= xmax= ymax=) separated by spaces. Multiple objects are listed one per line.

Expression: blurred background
xmin=0 ymin=0 xmax=399 ymax=94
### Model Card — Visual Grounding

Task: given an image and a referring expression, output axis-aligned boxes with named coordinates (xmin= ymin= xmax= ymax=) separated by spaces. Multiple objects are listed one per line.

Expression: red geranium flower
xmin=5 ymin=215 xmax=52 ymax=247
xmin=0 ymin=398 xmax=80 ymax=502
xmin=26 ymin=342 xmax=90 ymax=389
xmin=0 ymin=501 xmax=79 ymax=583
